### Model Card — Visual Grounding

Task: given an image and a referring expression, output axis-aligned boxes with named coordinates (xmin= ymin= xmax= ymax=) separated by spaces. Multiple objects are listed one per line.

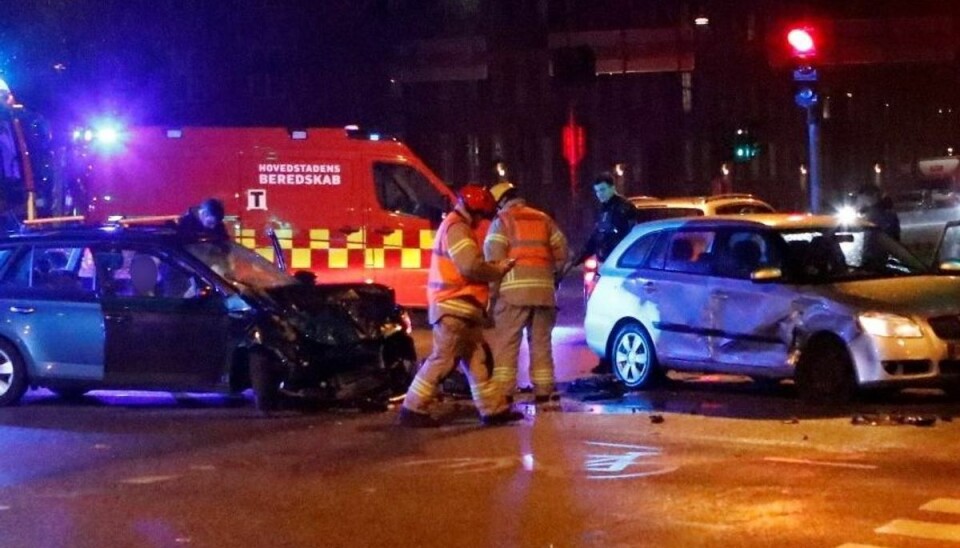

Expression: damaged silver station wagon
xmin=585 ymin=214 xmax=960 ymax=401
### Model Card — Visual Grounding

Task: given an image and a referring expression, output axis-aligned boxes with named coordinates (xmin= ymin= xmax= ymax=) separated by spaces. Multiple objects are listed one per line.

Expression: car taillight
xmin=584 ymin=257 xmax=598 ymax=271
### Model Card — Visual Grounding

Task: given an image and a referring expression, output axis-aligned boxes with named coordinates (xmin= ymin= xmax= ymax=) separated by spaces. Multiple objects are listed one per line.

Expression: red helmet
xmin=457 ymin=184 xmax=496 ymax=218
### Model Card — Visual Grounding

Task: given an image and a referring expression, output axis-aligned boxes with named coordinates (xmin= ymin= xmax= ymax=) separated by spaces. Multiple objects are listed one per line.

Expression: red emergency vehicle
xmin=74 ymin=126 xmax=456 ymax=307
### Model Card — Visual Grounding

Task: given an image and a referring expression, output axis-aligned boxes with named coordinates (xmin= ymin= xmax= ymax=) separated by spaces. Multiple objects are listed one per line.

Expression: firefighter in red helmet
xmin=399 ymin=184 xmax=524 ymax=427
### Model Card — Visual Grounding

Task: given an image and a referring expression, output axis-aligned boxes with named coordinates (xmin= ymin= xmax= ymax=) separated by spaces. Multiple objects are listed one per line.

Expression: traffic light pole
xmin=806 ymin=104 xmax=822 ymax=213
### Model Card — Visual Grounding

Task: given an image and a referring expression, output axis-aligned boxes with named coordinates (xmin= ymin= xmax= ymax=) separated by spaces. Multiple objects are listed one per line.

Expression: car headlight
xmin=858 ymin=312 xmax=923 ymax=338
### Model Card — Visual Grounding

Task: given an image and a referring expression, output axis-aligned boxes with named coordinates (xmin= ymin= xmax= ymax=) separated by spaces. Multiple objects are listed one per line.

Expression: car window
xmin=647 ymin=230 xmax=716 ymax=274
xmin=0 ymin=245 xmax=95 ymax=294
xmin=714 ymin=230 xmax=783 ymax=279
xmin=635 ymin=207 xmax=703 ymax=223
xmin=782 ymin=228 xmax=927 ymax=281
xmin=186 ymin=241 xmax=296 ymax=290
xmin=94 ymin=248 xmax=205 ymax=299
xmin=714 ymin=203 xmax=774 ymax=215
xmin=617 ymin=231 xmax=663 ymax=269
xmin=373 ymin=162 xmax=449 ymax=222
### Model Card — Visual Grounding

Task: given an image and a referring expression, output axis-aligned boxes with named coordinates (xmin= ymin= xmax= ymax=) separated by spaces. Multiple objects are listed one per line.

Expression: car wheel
xmin=0 ymin=340 xmax=28 ymax=407
xmin=610 ymin=322 xmax=661 ymax=389
xmin=383 ymin=335 xmax=417 ymax=396
xmin=249 ymin=351 xmax=283 ymax=414
xmin=795 ymin=336 xmax=857 ymax=404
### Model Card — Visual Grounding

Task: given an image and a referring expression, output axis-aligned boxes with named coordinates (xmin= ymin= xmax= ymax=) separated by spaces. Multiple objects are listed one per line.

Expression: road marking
xmin=876 ymin=519 xmax=960 ymax=542
xmin=189 ymin=464 xmax=217 ymax=472
xmin=763 ymin=457 xmax=877 ymax=470
xmin=120 ymin=474 xmax=181 ymax=485
xmin=587 ymin=466 xmax=679 ymax=480
xmin=583 ymin=442 xmax=677 ymax=479
xmin=400 ymin=457 xmax=516 ymax=475
xmin=922 ymin=498 xmax=960 ymax=515
xmin=836 ymin=544 xmax=888 ymax=548
xmin=0 ymin=505 xmax=9 ymax=511
xmin=584 ymin=441 xmax=655 ymax=450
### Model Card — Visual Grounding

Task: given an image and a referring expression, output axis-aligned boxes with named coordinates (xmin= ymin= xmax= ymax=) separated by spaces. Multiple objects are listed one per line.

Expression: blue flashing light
xmin=369 ymin=133 xmax=381 ymax=141
xmin=96 ymin=127 xmax=119 ymax=145
xmin=83 ymin=130 xmax=94 ymax=142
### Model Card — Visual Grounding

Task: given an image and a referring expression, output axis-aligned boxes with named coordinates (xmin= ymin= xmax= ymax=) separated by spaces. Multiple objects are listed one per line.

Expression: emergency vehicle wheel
xmin=610 ymin=322 xmax=660 ymax=389
xmin=795 ymin=335 xmax=856 ymax=404
xmin=0 ymin=340 xmax=28 ymax=407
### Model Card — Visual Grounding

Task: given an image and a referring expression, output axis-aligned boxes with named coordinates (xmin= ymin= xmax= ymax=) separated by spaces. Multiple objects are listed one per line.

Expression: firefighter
xmin=485 ymin=181 xmax=568 ymax=403
xmin=570 ymin=172 xmax=637 ymax=268
xmin=399 ymin=184 xmax=523 ymax=428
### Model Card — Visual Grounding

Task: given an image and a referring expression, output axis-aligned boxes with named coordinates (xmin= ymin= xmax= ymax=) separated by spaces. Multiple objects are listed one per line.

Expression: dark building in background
xmin=5 ymin=0 xmax=960 ymax=226
xmin=382 ymin=0 xmax=960 ymax=221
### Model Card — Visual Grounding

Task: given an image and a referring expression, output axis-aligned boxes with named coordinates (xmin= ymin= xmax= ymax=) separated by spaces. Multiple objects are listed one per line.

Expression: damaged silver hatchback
xmin=585 ymin=214 xmax=960 ymax=401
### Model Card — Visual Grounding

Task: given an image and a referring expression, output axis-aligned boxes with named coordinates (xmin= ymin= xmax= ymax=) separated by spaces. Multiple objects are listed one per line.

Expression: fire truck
xmin=0 ymin=78 xmax=61 ymax=223
xmin=67 ymin=124 xmax=457 ymax=308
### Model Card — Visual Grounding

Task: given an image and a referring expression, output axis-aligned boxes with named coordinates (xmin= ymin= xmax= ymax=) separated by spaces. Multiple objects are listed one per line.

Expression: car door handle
xmin=104 ymin=314 xmax=131 ymax=324
xmin=338 ymin=225 xmax=361 ymax=235
xmin=9 ymin=306 xmax=34 ymax=314
xmin=641 ymin=281 xmax=657 ymax=293
xmin=711 ymin=292 xmax=729 ymax=300
xmin=374 ymin=226 xmax=396 ymax=236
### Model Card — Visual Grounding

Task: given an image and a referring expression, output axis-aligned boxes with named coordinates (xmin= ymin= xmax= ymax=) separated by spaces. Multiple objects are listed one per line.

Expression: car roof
xmin=628 ymin=194 xmax=772 ymax=209
xmin=0 ymin=225 xmax=219 ymax=247
xmin=633 ymin=213 xmax=867 ymax=232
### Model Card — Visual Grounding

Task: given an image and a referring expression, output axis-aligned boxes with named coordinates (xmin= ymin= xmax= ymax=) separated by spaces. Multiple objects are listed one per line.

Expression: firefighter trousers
xmin=403 ymin=315 xmax=507 ymax=417
xmin=491 ymin=301 xmax=557 ymax=398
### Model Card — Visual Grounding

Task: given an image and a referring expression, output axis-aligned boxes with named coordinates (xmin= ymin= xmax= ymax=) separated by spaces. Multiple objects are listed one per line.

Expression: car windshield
xmin=186 ymin=241 xmax=297 ymax=289
xmin=780 ymin=227 xmax=929 ymax=282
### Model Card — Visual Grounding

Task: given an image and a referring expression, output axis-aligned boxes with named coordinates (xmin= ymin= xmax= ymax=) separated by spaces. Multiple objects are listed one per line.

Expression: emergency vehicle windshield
xmin=186 ymin=241 xmax=297 ymax=290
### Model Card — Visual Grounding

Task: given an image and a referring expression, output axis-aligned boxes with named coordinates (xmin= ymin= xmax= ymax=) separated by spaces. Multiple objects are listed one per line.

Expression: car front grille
xmin=928 ymin=315 xmax=960 ymax=340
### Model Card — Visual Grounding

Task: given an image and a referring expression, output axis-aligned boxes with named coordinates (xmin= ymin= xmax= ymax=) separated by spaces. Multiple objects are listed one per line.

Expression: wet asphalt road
xmin=4 ymin=283 xmax=960 ymax=547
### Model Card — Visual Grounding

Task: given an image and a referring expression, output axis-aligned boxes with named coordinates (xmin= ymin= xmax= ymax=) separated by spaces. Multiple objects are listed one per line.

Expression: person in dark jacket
xmin=179 ymin=198 xmax=229 ymax=240
xmin=571 ymin=173 xmax=637 ymax=267
xmin=855 ymin=185 xmax=900 ymax=241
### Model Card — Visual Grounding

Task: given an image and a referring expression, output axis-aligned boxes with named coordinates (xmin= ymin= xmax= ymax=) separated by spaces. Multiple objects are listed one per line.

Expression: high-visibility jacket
xmin=427 ymin=206 xmax=505 ymax=324
xmin=485 ymin=198 xmax=568 ymax=306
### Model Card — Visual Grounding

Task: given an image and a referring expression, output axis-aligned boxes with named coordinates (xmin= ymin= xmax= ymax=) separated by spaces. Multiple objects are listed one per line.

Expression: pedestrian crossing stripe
xmin=921 ymin=498 xmax=960 ymax=515
xmin=856 ymin=497 xmax=960 ymax=546
xmin=876 ymin=519 xmax=960 ymax=542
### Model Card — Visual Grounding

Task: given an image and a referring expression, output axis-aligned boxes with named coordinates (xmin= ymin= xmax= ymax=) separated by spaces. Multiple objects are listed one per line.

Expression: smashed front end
xmin=254 ymin=282 xmax=415 ymax=402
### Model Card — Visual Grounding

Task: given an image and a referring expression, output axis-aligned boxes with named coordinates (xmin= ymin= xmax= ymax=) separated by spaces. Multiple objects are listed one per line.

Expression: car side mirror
xmin=750 ymin=267 xmax=783 ymax=282
xmin=938 ymin=260 xmax=960 ymax=273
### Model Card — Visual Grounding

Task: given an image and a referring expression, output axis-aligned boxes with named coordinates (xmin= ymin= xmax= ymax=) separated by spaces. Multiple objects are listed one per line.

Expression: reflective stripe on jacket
xmin=427 ymin=207 xmax=500 ymax=324
xmin=485 ymin=199 xmax=568 ymax=306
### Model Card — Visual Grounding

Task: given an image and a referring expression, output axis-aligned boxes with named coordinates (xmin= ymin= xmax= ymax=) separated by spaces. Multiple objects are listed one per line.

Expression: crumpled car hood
xmin=821 ymin=275 xmax=960 ymax=317
xmin=265 ymin=282 xmax=398 ymax=339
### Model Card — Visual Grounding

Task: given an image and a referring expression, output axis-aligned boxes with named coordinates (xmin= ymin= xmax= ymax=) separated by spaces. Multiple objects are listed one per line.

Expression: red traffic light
xmin=787 ymin=27 xmax=816 ymax=58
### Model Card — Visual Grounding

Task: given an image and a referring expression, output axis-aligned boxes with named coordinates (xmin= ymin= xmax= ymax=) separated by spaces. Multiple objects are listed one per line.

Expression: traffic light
xmin=732 ymin=130 xmax=759 ymax=163
xmin=787 ymin=27 xmax=817 ymax=59
xmin=787 ymin=25 xmax=819 ymax=109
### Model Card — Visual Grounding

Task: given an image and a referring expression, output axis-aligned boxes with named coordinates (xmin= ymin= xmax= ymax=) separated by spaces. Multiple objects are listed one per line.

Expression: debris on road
xmin=649 ymin=414 xmax=665 ymax=424
xmin=851 ymin=413 xmax=938 ymax=427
